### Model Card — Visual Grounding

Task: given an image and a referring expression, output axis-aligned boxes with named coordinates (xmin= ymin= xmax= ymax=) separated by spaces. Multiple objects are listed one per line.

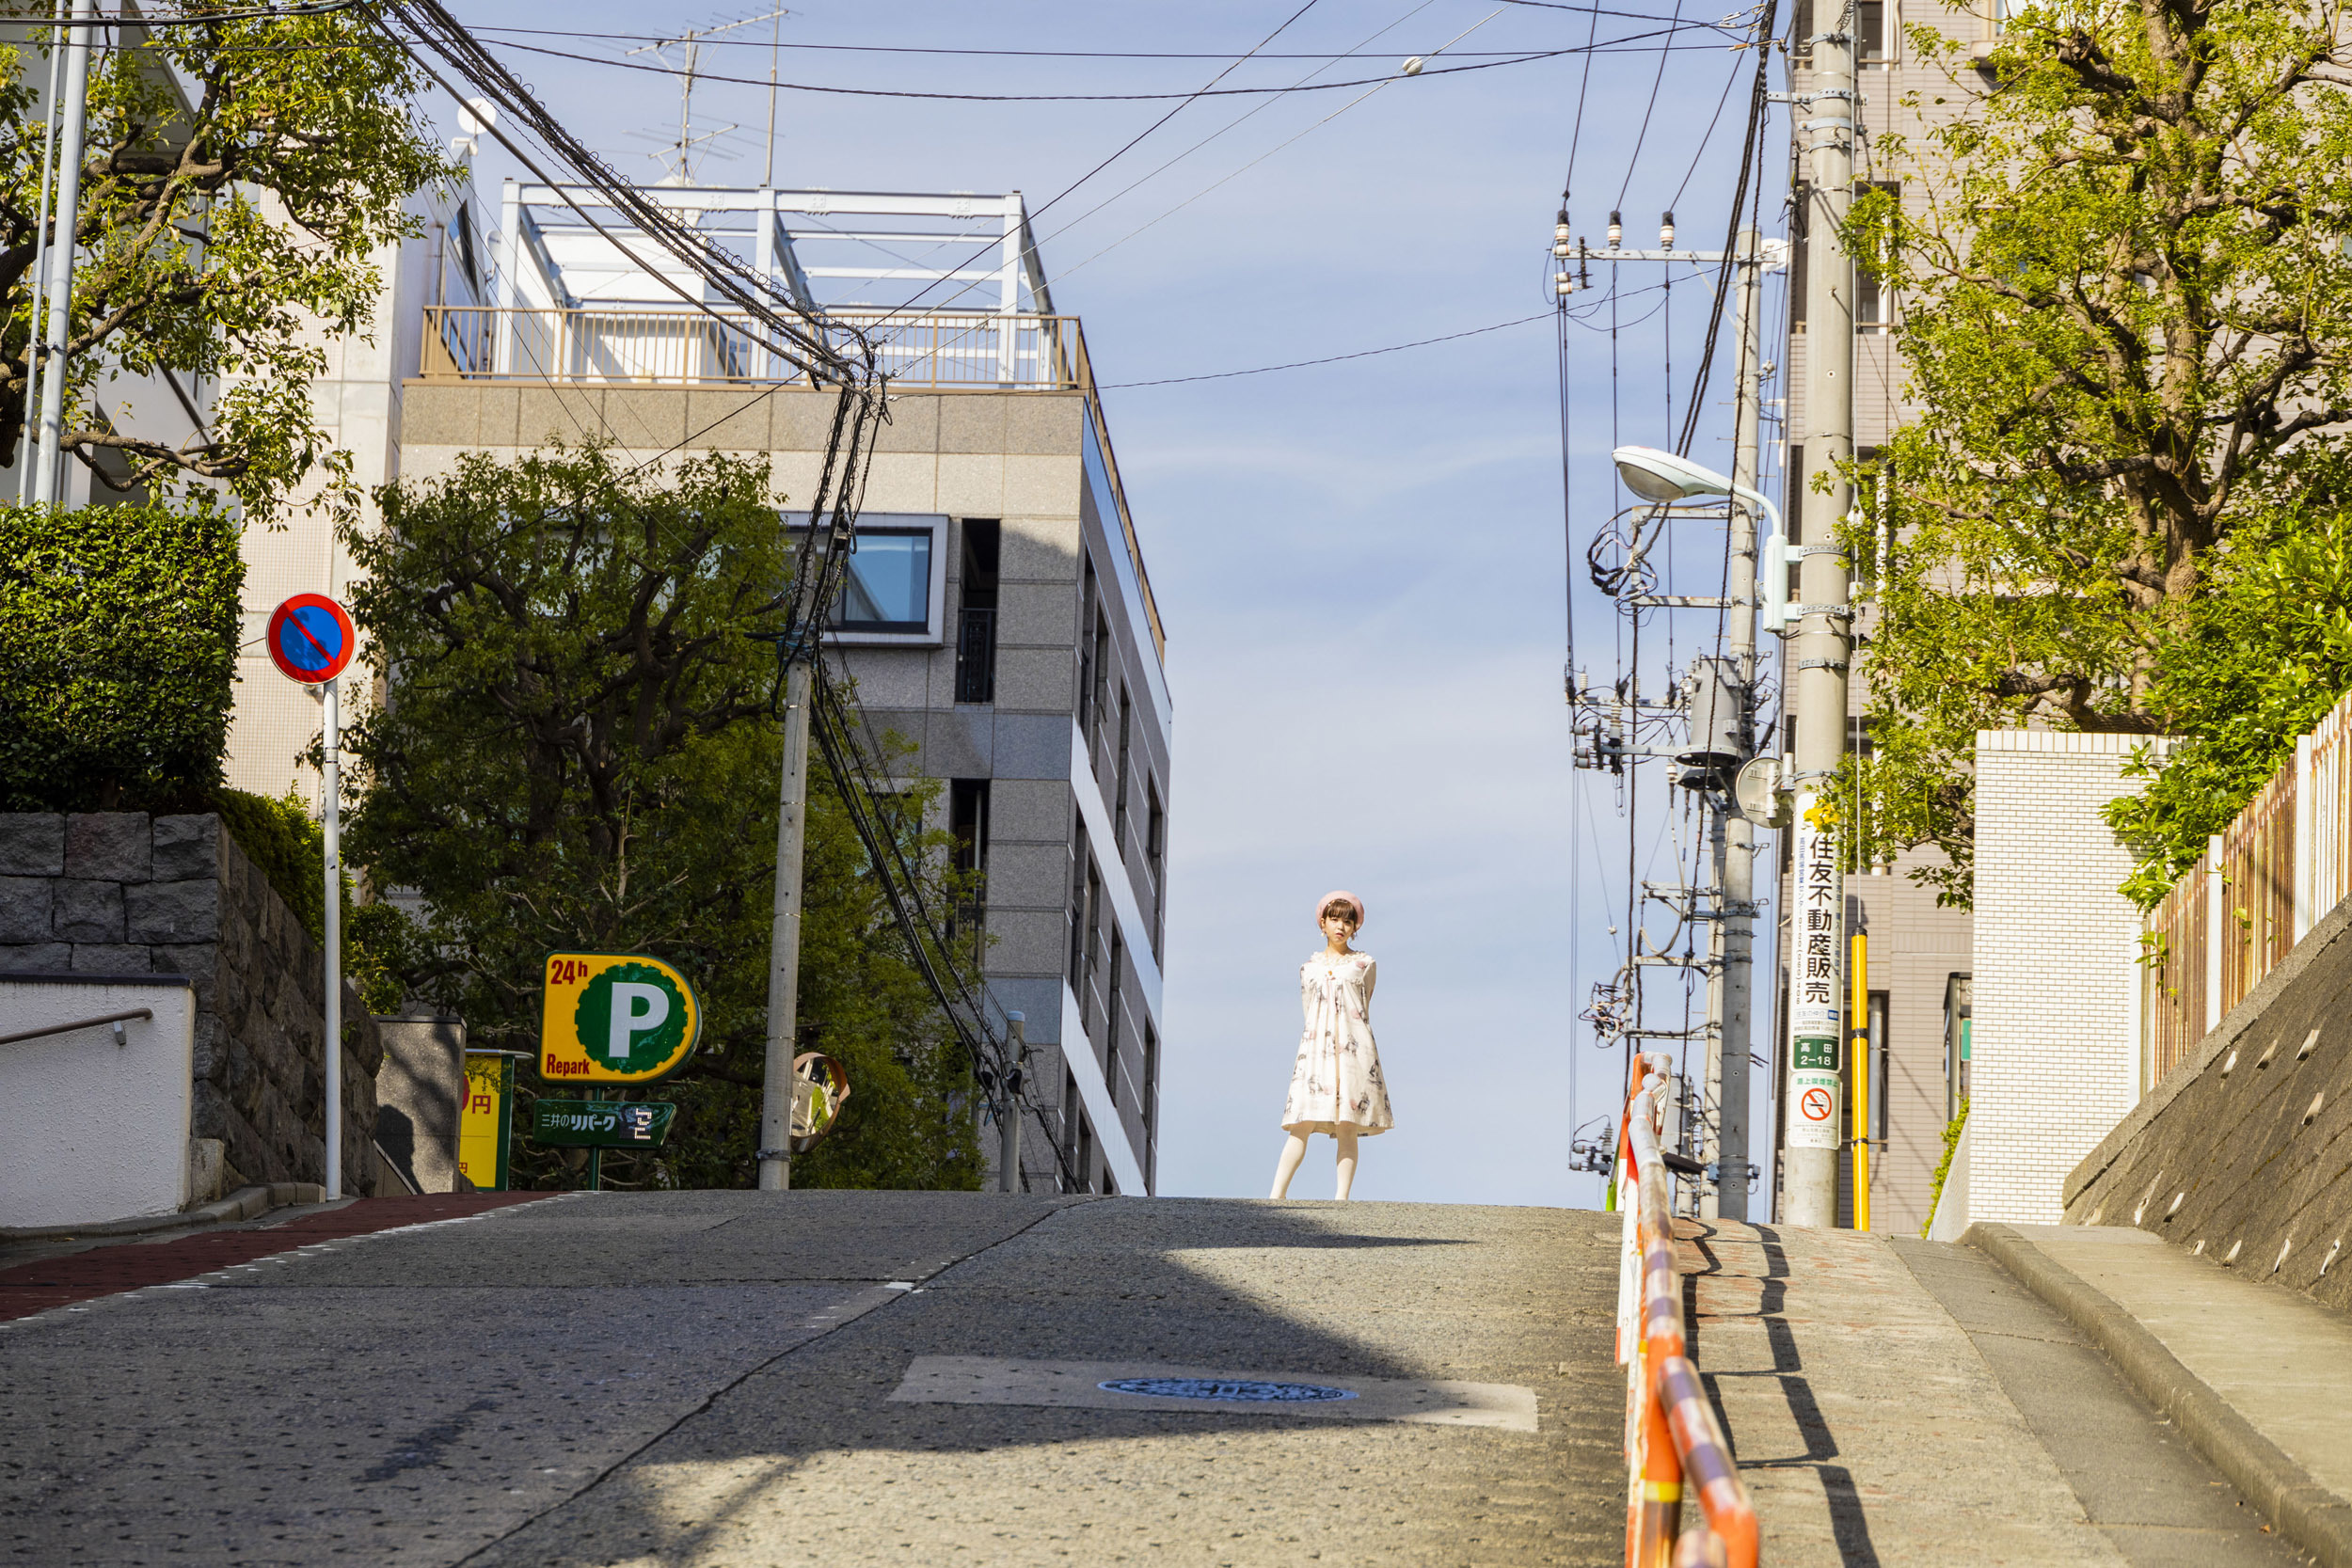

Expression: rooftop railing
xmin=419 ymin=305 xmax=1088 ymax=391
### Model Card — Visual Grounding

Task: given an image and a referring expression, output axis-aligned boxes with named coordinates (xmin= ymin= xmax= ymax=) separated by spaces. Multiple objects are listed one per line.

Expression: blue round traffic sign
xmin=266 ymin=594 xmax=355 ymax=684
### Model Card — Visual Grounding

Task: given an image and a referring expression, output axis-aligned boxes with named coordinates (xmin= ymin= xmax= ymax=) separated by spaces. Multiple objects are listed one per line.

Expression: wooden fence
xmin=2142 ymin=688 xmax=2352 ymax=1086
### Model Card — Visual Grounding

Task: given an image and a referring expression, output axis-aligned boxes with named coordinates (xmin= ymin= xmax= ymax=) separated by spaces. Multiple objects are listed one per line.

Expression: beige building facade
xmin=220 ymin=178 xmax=1170 ymax=1195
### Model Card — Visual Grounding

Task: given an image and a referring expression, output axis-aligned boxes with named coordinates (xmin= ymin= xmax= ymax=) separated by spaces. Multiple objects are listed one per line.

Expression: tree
xmin=2105 ymin=500 xmax=2352 ymax=904
xmin=0 ymin=5 xmax=452 ymax=519
xmin=339 ymin=444 xmax=984 ymax=1192
xmin=1848 ymin=1 xmax=2352 ymax=901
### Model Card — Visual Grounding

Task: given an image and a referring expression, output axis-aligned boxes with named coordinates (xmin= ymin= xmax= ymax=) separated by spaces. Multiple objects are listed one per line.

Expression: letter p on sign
xmin=607 ymin=982 xmax=671 ymax=1061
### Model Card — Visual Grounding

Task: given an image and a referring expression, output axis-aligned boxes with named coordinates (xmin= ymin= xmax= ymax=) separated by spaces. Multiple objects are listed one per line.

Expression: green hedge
xmin=215 ymin=785 xmax=413 ymax=1015
xmin=0 ymin=500 xmax=243 ymax=812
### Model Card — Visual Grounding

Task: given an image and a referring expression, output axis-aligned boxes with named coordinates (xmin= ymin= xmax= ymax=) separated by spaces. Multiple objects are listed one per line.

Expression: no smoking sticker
xmin=1788 ymin=1068 xmax=1841 ymax=1150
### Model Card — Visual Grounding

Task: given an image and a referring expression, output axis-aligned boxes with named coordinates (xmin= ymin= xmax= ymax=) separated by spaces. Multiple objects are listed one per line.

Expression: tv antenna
xmin=626 ymin=8 xmax=788 ymax=185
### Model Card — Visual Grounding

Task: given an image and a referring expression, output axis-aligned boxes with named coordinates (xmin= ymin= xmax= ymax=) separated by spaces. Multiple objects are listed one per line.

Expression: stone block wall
xmin=2067 ymin=894 xmax=2352 ymax=1313
xmin=1964 ymin=732 xmax=2159 ymax=1226
xmin=0 ymin=812 xmax=380 ymax=1194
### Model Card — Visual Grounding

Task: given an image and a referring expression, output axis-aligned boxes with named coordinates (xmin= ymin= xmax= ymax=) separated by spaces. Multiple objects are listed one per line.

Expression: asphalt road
xmin=1 ymin=1192 xmax=1626 ymax=1567
xmin=0 ymin=1193 xmax=2304 ymax=1567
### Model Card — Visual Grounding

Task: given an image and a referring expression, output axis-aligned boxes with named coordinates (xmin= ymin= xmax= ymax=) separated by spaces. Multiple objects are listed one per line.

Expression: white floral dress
xmin=1281 ymin=951 xmax=1394 ymax=1136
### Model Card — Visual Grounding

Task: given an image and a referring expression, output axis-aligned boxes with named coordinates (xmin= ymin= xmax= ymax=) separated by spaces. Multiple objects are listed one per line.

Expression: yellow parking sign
xmin=539 ymin=952 xmax=702 ymax=1085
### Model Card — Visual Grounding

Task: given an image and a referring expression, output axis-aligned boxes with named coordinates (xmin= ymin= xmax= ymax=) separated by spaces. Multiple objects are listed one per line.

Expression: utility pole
xmin=1700 ymin=229 xmax=1769 ymax=1223
xmin=757 ymin=654 xmax=812 ymax=1191
xmin=1779 ymin=14 xmax=1857 ymax=1229
xmin=31 ymin=0 xmax=93 ymax=508
xmin=997 ymin=1012 xmax=1026 ymax=1192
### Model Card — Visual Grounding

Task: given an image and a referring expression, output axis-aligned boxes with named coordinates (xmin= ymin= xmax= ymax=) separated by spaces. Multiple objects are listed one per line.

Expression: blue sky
xmin=450 ymin=0 xmax=1788 ymax=1208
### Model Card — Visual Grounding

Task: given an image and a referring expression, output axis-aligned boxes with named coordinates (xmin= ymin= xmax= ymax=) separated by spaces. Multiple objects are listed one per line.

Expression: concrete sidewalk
xmin=1686 ymin=1218 xmax=2302 ymax=1566
xmin=1976 ymin=1223 xmax=2352 ymax=1568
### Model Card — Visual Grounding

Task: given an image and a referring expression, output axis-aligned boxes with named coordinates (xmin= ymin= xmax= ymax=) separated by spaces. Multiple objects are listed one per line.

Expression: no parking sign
xmin=266 ymin=594 xmax=355 ymax=684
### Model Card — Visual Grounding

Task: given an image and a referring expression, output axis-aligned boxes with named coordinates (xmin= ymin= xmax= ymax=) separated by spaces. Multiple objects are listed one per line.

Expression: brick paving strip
xmin=0 ymin=1191 xmax=551 ymax=1322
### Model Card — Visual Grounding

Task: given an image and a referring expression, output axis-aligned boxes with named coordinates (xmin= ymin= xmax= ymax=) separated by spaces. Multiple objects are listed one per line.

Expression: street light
xmin=1611 ymin=445 xmax=1790 ymax=632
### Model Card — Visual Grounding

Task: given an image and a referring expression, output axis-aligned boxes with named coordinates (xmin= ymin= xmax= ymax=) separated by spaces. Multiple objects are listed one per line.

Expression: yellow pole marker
xmin=1851 ymin=929 xmax=1870 ymax=1231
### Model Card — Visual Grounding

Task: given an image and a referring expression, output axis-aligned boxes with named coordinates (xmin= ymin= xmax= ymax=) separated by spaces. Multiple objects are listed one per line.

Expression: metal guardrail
xmin=2143 ymin=685 xmax=2352 ymax=1087
xmin=0 ymin=1007 xmax=150 ymax=1048
xmin=1613 ymin=1052 xmax=1757 ymax=1568
xmin=419 ymin=305 xmax=1089 ymax=391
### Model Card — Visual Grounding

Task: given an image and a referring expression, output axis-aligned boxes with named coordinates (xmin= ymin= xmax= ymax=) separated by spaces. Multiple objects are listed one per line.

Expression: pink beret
xmin=1316 ymin=890 xmax=1365 ymax=929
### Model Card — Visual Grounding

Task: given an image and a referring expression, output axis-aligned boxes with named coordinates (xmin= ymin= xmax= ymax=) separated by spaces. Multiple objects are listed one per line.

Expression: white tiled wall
xmin=1964 ymin=731 xmax=2158 ymax=1225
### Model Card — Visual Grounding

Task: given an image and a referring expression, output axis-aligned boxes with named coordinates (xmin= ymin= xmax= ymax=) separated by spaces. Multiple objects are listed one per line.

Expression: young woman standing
xmin=1270 ymin=891 xmax=1394 ymax=1200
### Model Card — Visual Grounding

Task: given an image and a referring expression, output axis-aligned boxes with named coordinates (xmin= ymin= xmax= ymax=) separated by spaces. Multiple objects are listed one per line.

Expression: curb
xmin=1968 ymin=1223 xmax=2352 ymax=1568
xmin=0 ymin=1183 xmax=327 ymax=1243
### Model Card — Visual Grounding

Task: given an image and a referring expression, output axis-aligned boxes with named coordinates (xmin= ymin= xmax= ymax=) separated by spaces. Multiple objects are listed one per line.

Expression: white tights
xmin=1269 ymin=1128 xmax=1359 ymax=1200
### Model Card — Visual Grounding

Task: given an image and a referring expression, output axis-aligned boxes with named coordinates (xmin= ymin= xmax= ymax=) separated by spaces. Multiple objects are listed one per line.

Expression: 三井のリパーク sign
xmin=538 ymin=953 xmax=702 ymax=1085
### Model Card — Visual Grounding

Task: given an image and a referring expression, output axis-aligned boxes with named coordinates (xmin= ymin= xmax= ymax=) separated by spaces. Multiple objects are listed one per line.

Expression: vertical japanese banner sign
xmin=1785 ymin=787 xmax=1844 ymax=1150
xmin=458 ymin=1053 xmax=513 ymax=1191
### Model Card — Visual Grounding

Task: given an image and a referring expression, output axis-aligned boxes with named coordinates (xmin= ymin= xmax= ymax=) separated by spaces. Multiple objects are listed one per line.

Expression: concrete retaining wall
xmin=2066 ymin=893 xmax=2352 ymax=1312
xmin=0 ymin=974 xmax=198 ymax=1227
xmin=0 ymin=812 xmax=380 ymax=1195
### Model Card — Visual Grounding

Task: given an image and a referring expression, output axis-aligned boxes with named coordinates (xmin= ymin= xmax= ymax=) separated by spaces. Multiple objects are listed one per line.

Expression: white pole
xmin=758 ymin=655 xmax=812 ymax=1191
xmin=17 ymin=5 xmax=66 ymax=506
xmin=31 ymin=0 xmax=93 ymax=509
xmin=323 ymin=675 xmax=343 ymax=1199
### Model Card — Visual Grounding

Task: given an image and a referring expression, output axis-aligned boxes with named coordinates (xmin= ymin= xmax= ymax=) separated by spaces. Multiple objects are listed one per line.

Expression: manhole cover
xmin=1097 ymin=1377 xmax=1358 ymax=1403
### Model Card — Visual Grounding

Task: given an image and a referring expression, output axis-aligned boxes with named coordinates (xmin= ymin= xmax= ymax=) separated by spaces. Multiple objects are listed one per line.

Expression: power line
xmin=1100 ymin=310 xmax=1553 ymax=388
xmin=462 ymin=26 xmax=1734 ymax=105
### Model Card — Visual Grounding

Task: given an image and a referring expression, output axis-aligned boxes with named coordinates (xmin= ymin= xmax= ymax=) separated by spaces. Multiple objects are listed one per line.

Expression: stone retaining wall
xmin=2065 ymin=892 xmax=2352 ymax=1313
xmin=0 ymin=812 xmax=380 ymax=1195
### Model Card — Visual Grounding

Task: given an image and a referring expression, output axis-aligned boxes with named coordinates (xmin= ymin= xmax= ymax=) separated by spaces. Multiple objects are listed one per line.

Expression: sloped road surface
xmin=2 ymin=1193 xmax=1627 ymax=1566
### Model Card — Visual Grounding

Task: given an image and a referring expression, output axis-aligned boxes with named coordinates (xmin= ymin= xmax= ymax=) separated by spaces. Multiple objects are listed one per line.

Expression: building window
xmin=1068 ymin=824 xmax=1089 ymax=990
xmin=788 ymin=513 xmax=950 ymax=643
xmin=955 ymin=518 xmax=999 ymax=704
xmin=1145 ymin=781 xmax=1167 ymax=953
xmin=836 ymin=529 xmax=930 ymax=630
xmin=1142 ymin=1022 xmax=1158 ymax=1154
xmin=1090 ymin=610 xmax=1113 ymax=758
xmin=1944 ymin=974 xmax=1971 ymax=1120
xmin=1856 ymin=182 xmax=1900 ymax=332
xmin=949 ymin=779 xmax=989 ymax=934
xmin=1077 ymin=560 xmax=1097 ymax=732
xmin=1856 ymin=0 xmax=1885 ymax=64
xmin=1105 ymin=928 xmax=1125 ymax=1101
xmin=1114 ymin=686 xmax=1132 ymax=846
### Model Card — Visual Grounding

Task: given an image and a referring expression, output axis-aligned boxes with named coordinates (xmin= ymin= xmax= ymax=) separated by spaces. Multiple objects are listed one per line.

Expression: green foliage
xmin=340 ymin=444 xmax=984 ymax=1193
xmin=1922 ymin=1097 xmax=1968 ymax=1239
xmin=1845 ymin=2 xmax=2352 ymax=903
xmin=213 ymin=784 xmax=414 ymax=1016
xmin=2105 ymin=508 xmax=2352 ymax=907
xmin=0 ymin=498 xmax=240 ymax=810
xmin=214 ymin=785 xmax=324 ymax=934
xmin=0 ymin=5 xmax=453 ymax=519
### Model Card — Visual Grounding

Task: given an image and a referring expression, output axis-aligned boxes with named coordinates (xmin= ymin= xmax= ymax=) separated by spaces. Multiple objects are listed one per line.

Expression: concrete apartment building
xmin=220 ymin=177 xmax=1170 ymax=1196
xmin=1773 ymin=0 xmax=1991 ymax=1232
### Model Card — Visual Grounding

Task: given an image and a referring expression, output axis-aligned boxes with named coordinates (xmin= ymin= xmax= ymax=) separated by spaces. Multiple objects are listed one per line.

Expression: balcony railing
xmin=419 ymin=305 xmax=1089 ymax=391
xmin=954 ymin=607 xmax=996 ymax=705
